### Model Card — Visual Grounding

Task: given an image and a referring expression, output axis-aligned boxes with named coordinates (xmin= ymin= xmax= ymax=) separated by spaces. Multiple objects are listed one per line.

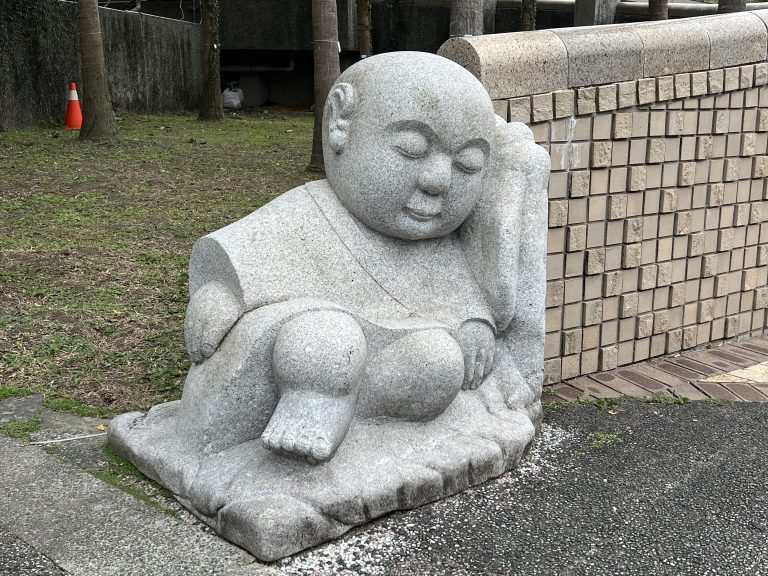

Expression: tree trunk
xmin=450 ymin=0 xmax=484 ymax=37
xmin=356 ymin=0 xmax=373 ymax=57
xmin=78 ymin=0 xmax=116 ymax=140
xmin=521 ymin=0 xmax=536 ymax=31
xmin=718 ymin=0 xmax=746 ymax=13
xmin=483 ymin=0 xmax=497 ymax=34
xmin=308 ymin=0 xmax=341 ymax=172
xmin=198 ymin=0 xmax=224 ymax=121
xmin=648 ymin=0 xmax=668 ymax=20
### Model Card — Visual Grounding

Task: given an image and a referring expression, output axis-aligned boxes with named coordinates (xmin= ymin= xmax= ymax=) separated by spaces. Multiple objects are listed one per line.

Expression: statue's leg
xmin=357 ymin=328 xmax=464 ymax=421
xmin=261 ymin=310 xmax=367 ymax=464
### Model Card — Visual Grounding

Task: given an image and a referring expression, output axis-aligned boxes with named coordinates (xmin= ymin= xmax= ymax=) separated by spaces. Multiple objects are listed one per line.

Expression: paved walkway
xmin=0 ymin=433 xmax=281 ymax=576
xmin=543 ymin=335 xmax=768 ymax=405
xmin=2 ymin=337 xmax=768 ymax=575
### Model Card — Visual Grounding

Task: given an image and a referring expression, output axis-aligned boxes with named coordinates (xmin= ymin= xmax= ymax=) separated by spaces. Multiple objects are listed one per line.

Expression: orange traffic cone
xmin=65 ymin=82 xmax=82 ymax=130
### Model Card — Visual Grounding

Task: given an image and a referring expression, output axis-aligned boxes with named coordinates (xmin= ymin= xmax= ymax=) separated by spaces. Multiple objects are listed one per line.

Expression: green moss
xmin=543 ymin=401 xmax=578 ymax=411
xmin=0 ymin=385 xmax=32 ymax=403
xmin=594 ymin=397 xmax=622 ymax=410
xmin=89 ymin=444 xmax=177 ymax=516
xmin=704 ymin=397 xmax=731 ymax=404
xmin=0 ymin=416 xmax=42 ymax=440
xmin=589 ymin=432 xmax=623 ymax=449
xmin=89 ymin=469 xmax=177 ymax=517
xmin=43 ymin=395 xmax=109 ymax=418
xmin=645 ymin=393 xmax=691 ymax=405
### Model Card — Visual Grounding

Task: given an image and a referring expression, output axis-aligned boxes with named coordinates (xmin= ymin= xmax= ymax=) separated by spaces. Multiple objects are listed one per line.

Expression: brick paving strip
xmin=542 ymin=335 xmax=768 ymax=405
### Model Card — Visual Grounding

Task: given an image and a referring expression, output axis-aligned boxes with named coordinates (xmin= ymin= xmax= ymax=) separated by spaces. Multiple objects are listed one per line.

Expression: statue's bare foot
xmin=261 ymin=391 xmax=356 ymax=464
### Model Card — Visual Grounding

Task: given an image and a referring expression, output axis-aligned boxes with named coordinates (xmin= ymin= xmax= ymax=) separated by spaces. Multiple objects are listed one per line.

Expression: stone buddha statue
xmin=109 ymin=51 xmax=550 ymax=561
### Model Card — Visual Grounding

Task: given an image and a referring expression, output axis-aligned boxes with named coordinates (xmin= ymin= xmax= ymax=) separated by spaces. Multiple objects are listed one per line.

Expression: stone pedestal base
xmin=109 ymin=396 xmax=537 ymax=561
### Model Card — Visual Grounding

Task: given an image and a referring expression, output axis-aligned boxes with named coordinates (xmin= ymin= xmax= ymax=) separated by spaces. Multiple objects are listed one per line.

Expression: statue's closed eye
xmin=393 ymin=131 xmax=429 ymax=158
xmin=455 ymin=147 xmax=485 ymax=174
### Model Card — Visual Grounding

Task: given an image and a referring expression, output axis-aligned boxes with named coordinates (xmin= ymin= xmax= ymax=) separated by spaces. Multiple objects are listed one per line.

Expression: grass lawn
xmin=0 ymin=111 xmax=315 ymax=415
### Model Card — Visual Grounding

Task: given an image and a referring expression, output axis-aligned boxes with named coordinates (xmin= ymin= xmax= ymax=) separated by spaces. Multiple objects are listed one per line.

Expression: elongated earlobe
xmin=327 ymin=83 xmax=355 ymax=154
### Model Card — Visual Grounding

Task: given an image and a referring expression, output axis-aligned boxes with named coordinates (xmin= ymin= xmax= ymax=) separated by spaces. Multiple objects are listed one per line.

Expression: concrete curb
xmin=0 ymin=435 xmax=282 ymax=576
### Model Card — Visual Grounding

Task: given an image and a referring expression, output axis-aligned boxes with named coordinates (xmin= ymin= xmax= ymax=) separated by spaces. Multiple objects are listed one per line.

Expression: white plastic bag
xmin=222 ymin=87 xmax=244 ymax=110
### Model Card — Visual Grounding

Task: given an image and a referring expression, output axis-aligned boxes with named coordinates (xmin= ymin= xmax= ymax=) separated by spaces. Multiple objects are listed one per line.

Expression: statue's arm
xmin=184 ymin=232 xmax=251 ymax=363
xmin=497 ymin=122 xmax=549 ymax=386
xmin=184 ymin=281 xmax=244 ymax=364
xmin=461 ymin=118 xmax=550 ymax=334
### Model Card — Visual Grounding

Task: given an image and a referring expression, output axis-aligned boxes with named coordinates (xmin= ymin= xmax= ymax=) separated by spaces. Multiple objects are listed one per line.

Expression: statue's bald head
xmin=321 ymin=52 xmax=497 ymax=240
xmin=322 ymin=52 xmax=494 ymax=160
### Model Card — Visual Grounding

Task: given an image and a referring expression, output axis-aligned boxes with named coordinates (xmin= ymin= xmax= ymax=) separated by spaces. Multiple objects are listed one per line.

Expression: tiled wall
xmin=525 ymin=66 xmax=768 ymax=383
xmin=440 ymin=12 xmax=768 ymax=383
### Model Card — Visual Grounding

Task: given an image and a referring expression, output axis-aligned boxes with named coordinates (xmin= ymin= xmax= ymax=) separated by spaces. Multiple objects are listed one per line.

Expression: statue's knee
xmin=272 ymin=310 xmax=367 ymax=394
xmin=408 ymin=329 xmax=464 ymax=385
xmin=360 ymin=328 xmax=464 ymax=420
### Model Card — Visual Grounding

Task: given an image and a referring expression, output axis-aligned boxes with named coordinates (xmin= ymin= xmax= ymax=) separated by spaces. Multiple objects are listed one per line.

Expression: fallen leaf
xmin=96 ymin=424 xmax=107 ymax=431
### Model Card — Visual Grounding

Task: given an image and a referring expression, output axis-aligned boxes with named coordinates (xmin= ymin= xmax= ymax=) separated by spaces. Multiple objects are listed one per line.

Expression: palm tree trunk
xmin=308 ymin=0 xmax=341 ymax=172
xmin=198 ymin=0 xmax=224 ymax=121
xmin=78 ymin=0 xmax=116 ymax=140
xmin=483 ymin=0 xmax=498 ymax=34
xmin=450 ymin=0 xmax=484 ymax=37
xmin=357 ymin=0 xmax=372 ymax=57
xmin=648 ymin=0 xmax=668 ymax=19
xmin=521 ymin=0 xmax=536 ymax=31
xmin=718 ymin=0 xmax=746 ymax=13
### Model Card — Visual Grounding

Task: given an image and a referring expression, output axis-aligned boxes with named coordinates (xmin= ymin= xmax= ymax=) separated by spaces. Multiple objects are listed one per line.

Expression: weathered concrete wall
xmin=219 ymin=0 xmax=358 ymax=52
xmin=441 ymin=11 xmax=768 ymax=387
xmin=372 ymin=0 xmax=573 ymax=53
xmin=370 ymin=0 xmax=768 ymax=54
xmin=0 ymin=0 xmax=202 ymax=130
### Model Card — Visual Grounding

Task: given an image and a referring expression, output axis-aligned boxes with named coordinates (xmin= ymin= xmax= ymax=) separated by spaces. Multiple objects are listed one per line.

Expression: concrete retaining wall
xmin=0 ymin=0 xmax=202 ymax=130
xmin=219 ymin=0 xmax=358 ymax=52
xmin=441 ymin=11 xmax=768 ymax=384
xmin=372 ymin=0 xmax=574 ymax=53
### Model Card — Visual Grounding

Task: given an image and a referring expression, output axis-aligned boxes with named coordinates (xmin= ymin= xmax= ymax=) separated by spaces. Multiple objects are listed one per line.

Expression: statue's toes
xmin=310 ymin=435 xmax=333 ymax=463
xmin=260 ymin=420 xmax=283 ymax=453
xmin=295 ymin=430 xmax=315 ymax=458
xmin=260 ymin=429 xmax=275 ymax=451
xmin=280 ymin=427 xmax=299 ymax=455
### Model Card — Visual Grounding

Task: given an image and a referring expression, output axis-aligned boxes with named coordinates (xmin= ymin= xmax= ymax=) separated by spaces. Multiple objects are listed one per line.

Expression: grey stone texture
xmin=110 ymin=53 xmax=550 ymax=561
xmin=554 ymin=26 xmax=644 ymax=88
xmin=442 ymin=11 xmax=768 ymax=96
xmin=634 ymin=19 xmax=710 ymax=77
xmin=699 ymin=12 xmax=768 ymax=70
xmin=438 ymin=31 xmax=568 ymax=100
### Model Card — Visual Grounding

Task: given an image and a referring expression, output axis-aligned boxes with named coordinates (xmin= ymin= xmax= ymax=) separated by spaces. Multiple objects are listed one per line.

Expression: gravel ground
xmin=277 ymin=401 xmax=768 ymax=576
xmin=0 ymin=527 xmax=63 ymax=576
xmin=2 ymin=400 xmax=766 ymax=575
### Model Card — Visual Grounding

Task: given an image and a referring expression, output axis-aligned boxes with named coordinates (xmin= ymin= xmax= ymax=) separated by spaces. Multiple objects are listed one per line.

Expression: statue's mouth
xmin=405 ymin=207 xmax=441 ymax=221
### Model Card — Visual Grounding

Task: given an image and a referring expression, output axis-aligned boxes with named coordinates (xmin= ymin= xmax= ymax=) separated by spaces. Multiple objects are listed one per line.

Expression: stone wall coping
xmin=439 ymin=10 xmax=768 ymax=100
xmin=373 ymin=0 xmax=573 ymax=6
xmin=617 ymin=1 xmax=768 ymax=17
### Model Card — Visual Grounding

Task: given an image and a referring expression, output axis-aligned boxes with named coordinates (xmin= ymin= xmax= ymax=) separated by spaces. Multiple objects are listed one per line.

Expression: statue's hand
xmin=456 ymin=320 xmax=495 ymax=390
xmin=184 ymin=282 xmax=243 ymax=364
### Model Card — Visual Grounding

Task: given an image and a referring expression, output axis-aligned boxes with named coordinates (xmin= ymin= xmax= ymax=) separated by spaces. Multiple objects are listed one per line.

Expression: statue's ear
xmin=327 ymin=82 xmax=355 ymax=154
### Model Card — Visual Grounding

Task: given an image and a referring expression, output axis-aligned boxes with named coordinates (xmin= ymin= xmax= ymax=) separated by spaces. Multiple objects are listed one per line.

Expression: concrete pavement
xmin=2 ymin=337 xmax=768 ymax=575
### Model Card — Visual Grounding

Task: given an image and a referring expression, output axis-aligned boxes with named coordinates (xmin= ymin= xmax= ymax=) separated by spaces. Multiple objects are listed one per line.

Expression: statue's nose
xmin=417 ymin=155 xmax=452 ymax=196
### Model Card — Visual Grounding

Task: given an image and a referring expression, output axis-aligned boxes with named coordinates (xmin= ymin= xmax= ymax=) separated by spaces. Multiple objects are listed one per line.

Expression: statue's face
xmin=329 ymin=74 xmax=495 ymax=241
